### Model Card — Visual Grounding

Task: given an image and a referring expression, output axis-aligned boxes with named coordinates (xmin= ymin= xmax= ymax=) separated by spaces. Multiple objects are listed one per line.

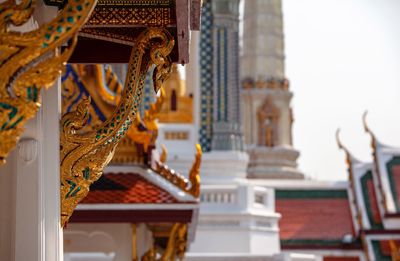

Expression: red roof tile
xmin=277 ymin=198 xmax=354 ymax=240
xmin=81 ymin=173 xmax=179 ymax=204
xmin=366 ymin=178 xmax=382 ymax=224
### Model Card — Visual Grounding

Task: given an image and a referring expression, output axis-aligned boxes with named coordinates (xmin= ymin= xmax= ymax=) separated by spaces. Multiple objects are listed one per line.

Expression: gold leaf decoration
xmin=60 ymin=28 xmax=175 ymax=227
xmin=0 ymin=0 xmax=96 ymax=165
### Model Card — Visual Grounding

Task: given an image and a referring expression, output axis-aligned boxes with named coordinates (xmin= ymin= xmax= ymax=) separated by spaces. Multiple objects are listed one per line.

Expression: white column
xmin=186 ymin=31 xmax=200 ymax=144
xmin=14 ymin=81 xmax=62 ymax=261
xmin=0 ymin=83 xmax=62 ymax=261
xmin=0 ymin=4 xmax=62 ymax=261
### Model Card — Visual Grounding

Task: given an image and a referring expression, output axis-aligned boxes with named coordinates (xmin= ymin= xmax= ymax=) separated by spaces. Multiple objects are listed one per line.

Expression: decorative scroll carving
xmin=60 ymin=28 xmax=175 ymax=227
xmin=142 ymin=223 xmax=188 ymax=261
xmin=86 ymin=7 xmax=174 ymax=27
xmin=0 ymin=0 xmax=96 ymax=165
xmin=153 ymin=144 xmax=201 ymax=198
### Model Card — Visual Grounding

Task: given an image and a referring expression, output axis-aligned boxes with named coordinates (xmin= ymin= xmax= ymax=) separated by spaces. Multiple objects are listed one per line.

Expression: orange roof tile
xmin=276 ymin=190 xmax=354 ymax=243
xmin=81 ymin=173 xmax=179 ymax=204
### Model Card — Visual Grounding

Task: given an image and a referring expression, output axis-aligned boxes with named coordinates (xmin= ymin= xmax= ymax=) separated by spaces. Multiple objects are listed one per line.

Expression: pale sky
xmin=282 ymin=0 xmax=400 ymax=180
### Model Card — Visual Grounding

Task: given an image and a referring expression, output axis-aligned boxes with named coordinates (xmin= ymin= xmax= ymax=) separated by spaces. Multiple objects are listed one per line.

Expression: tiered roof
xmin=62 ymin=63 xmax=201 ymax=259
xmin=274 ymin=115 xmax=400 ymax=260
xmin=276 ymin=189 xmax=356 ymax=249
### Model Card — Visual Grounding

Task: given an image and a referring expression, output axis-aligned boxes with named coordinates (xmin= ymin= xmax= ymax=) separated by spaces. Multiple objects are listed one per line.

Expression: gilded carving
xmin=142 ymin=223 xmax=188 ymax=261
xmin=0 ymin=0 xmax=96 ymax=165
xmin=153 ymin=144 xmax=201 ymax=198
xmin=62 ymin=64 xmax=166 ymax=165
xmin=86 ymin=7 xmax=173 ymax=27
xmin=60 ymin=28 xmax=175 ymax=227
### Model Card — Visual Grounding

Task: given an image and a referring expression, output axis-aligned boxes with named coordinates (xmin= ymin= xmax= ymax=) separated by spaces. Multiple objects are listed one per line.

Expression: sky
xmin=281 ymin=0 xmax=400 ymax=180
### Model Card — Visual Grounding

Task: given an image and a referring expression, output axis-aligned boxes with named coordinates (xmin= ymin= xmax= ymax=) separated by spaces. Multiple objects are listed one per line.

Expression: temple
xmin=0 ymin=0 xmax=201 ymax=260
xmin=1 ymin=0 xmax=399 ymax=261
xmin=62 ymin=64 xmax=201 ymax=260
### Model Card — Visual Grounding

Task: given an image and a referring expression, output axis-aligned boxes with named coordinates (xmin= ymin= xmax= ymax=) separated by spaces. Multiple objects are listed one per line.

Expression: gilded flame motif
xmin=154 ymin=144 xmax=202 ymax=198
xmin=142 ymin=223 xmax=188 ymax=261
xmin=0 ymin=0 xmax=96 ymax=165
xmin=60 ymin=28 xmax=175 ymax=227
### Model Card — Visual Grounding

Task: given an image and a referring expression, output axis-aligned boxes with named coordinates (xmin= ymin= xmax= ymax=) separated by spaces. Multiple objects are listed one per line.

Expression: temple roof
xmin=82 ymin=173 xmax=181 ymax=204
xmin=276 ymin=189 xmax=357 ymax=249
xmin=69 ymin=166 xmax=198 ymax=223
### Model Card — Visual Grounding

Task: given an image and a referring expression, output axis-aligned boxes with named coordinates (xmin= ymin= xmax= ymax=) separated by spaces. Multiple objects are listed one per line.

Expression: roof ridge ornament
xmin=336 ymin=128 xmax=362 ymax=166
xmin=153 ymin=144 xmax=202 ymax=198
xmin=0 ymin=0 xmax=97 ymax=166
xmin=363 ymin=111 xmax=382 ymax=148
xmin=336 ymin=128 xmax=365 ymax=234
xmin=363 ymin=111 xmax=389 ymax=213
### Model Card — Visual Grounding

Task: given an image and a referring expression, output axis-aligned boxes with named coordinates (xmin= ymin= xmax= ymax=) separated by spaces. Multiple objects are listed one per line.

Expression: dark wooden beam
xmin=69 ymin=209 xmax=193 ymax=223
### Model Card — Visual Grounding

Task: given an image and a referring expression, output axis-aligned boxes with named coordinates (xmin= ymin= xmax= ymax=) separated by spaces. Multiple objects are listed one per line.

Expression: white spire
xmin=241 ymin=0 xmax=285 ymax=80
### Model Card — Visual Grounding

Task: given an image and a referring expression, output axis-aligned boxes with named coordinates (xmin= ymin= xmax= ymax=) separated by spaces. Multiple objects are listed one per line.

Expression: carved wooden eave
xmin=68 ymin=0 xmax=201 ymax=64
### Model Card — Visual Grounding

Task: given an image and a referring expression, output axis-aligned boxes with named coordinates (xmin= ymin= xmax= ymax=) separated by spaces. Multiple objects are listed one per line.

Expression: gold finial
xmin=160 ymin=144 xmax=168 ymax=164
xmin=363 ymin=111 xmax=375 ymax=138
xmin=336 ymin=128 xmax=353 ymax=179
xmin=335 ymin=128 xmax=345 ymax=151
xmin=336 ymin=128 xmax=363 ymax=184
xmin=363 ymin=110 xmax=380 ymax=150
xmin=188 ymin=144 xmax=202 ymax=198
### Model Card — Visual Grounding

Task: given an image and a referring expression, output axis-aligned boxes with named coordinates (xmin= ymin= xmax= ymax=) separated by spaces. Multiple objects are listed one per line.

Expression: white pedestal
xmin=247 ymin=146 xmax=303 ymax=179
xmin=189 ymin=183 xmax=281 ymax=257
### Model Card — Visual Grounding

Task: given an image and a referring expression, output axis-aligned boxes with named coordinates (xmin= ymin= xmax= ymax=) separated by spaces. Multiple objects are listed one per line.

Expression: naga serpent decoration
xmin=60 ymin=28 xmax=175 ymax=227
xmin=0 ymin=0 xmax=96 ymax=165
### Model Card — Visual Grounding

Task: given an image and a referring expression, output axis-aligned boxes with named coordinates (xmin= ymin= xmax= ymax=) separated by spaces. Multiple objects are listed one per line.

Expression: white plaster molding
xmin=17 ymin=138 xmax=38 ymax=165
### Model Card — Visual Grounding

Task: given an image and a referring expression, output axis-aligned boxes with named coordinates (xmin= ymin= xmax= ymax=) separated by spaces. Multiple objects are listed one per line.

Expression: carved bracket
xmin=0 ymin=0 xmax=97 ymax=165
xmin=60 ymin=28 xmax=175 ymax=227
xmin=142 ymin=223 xmax=188 ymax=261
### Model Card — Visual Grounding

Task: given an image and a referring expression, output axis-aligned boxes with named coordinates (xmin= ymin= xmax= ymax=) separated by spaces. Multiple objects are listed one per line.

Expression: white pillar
xmin=9 ymin=81 xmax=62 ymax=261
xmin=186 ymin=31 xmax=200 ymax=144
xmin=0 ymin=4 xmax=63 ymax=261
